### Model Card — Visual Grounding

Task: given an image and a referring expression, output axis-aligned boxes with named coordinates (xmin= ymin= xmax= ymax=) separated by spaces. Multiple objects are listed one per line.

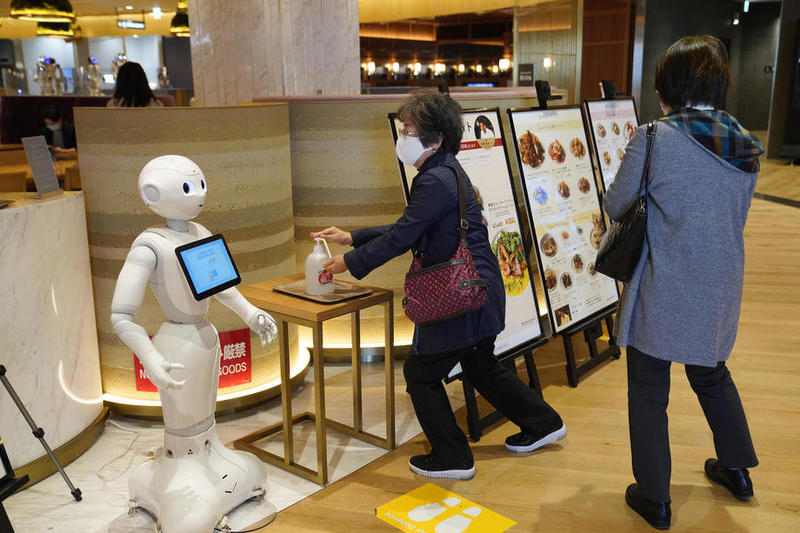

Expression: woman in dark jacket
xmin=313 ymin=91 xmax=564 ymax=480
xmin=605 ymin=36 xmax=761 ymax=530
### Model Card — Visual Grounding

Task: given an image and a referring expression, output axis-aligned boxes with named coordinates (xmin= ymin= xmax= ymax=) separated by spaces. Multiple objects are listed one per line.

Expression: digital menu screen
xmin=508 ymin=106 xmax=619 ymax=333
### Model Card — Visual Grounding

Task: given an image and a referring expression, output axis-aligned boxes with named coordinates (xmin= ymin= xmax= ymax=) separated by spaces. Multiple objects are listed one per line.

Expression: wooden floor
xmin=265 ymin=163 xmax=800 ymax=532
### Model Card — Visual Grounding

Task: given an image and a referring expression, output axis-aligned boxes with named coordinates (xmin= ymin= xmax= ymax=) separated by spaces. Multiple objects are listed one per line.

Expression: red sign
xmin=217 ymin=328 xmax=252 ymax=388
xmin=134 ymin=328 xmax=252 ymax=391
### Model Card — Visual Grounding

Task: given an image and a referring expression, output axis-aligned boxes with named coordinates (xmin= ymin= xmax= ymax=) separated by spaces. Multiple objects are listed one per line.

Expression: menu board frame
xmin=388 ymin=107 xmax=547 ymax=358
xmin=583 ymin=97 xmax=640 ymax=192
xmin=507 ymin=104 xmax=620 ymax=335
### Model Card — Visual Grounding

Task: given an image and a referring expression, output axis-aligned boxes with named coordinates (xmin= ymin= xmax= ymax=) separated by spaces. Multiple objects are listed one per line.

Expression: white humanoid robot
xmin=110 ymin=155 xmax=278 ymax=532
xmin=111 ymin=52 xmax=127 ymax=81
xmin=87 ymin=56 xmax=103 ymax=96
xmin=50 ymin=60 xmax=65 ymax=95
xmin=34 ymin=56 xmax=53 ymax=95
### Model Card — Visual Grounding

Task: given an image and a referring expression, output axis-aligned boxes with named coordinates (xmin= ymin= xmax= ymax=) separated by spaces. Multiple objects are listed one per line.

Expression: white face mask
xmin=395 ymin=134 xmax=433 ymax=166
xmin=46 ymin=124 xmax=60 ymax=131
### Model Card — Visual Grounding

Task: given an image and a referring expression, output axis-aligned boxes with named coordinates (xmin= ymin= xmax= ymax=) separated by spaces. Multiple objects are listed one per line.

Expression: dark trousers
xmin=403 ymin=336 xmax=563 ymax=466
xmin=627 ymin=345 xmax=758 ymax=503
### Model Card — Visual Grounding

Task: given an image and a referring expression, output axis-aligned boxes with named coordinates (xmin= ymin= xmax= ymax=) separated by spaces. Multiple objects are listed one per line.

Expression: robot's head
xmin=138 ymin=155 xmax=207 ymax=221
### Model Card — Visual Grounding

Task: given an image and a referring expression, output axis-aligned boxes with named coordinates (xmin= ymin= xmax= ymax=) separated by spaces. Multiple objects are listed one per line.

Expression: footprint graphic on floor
xmin=407 ymin=497 xmax=482 ymax=533
xmin=408 ymin=496 xmax=461 ymax=522
xmin=434 ymin=506 xmax=482 ymax=533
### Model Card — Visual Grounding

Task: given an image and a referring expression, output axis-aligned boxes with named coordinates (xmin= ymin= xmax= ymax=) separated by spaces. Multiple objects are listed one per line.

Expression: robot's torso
xmin=133 ymin=221 xmax=212 ymax=324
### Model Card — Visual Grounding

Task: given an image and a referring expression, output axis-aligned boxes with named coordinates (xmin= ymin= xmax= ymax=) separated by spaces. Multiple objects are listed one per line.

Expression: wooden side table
xmin=235 ymin=274 xmax=395 ymax=485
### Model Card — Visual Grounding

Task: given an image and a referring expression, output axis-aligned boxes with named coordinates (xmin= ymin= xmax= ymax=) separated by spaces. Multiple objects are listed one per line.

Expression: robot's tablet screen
xmin=175 ymin=234 xmax=241 ymax=301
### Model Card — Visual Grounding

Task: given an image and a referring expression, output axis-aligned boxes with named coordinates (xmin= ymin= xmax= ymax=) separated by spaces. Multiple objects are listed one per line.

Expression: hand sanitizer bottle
xmin=305 ymin=238 xmax=334 ymax=295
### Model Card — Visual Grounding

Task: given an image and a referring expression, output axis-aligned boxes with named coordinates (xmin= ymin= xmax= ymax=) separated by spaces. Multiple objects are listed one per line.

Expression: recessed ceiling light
xmin=126 ymin=5 xmax=134 ymax=9
xmin=152 ymin=7 xmax=162 ymax=19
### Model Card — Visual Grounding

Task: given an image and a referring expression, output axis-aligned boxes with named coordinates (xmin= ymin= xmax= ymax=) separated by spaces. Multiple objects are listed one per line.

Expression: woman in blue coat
xmin=313 ymin=91 xmax=564 ymax=480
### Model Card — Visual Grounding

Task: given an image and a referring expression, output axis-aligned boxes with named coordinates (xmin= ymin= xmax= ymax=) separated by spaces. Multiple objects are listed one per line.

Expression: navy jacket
xmin=344 ymin=151 xmax=505 ymax=354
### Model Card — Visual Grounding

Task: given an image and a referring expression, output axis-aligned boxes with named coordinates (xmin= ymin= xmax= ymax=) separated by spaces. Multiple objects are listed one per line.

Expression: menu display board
xmin=507 ymin=106 xmax=618 ymax=333
xmin=389 ymin=109 xmax=544 ymax=356
xmin=584 ymin=98 xmax=639 ymax=191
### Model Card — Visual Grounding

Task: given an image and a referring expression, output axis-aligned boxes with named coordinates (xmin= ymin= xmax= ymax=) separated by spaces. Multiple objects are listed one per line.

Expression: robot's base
xmin=108 ymin=496 xmax=277 ymax=533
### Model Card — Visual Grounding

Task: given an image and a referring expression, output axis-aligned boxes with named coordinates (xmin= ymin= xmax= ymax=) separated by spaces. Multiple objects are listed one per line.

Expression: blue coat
xmin=344 ymin=151 xmax=505 ymax=354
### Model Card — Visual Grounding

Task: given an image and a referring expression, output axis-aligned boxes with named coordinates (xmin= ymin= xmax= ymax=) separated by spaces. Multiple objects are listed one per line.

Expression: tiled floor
xmin=4 ymin=361 xmax=463 ymax=532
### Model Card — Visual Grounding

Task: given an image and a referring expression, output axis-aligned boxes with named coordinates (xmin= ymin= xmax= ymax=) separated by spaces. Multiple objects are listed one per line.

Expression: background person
xmin=39 ymin=104 xmax=77 ymax=158
xmin=106 ymin=62 xmax=163 ymax=108
xmin=605 ymin=35 xmax=762 ymax=530
xmin=312 ymin=91 xmax=565 ymax=481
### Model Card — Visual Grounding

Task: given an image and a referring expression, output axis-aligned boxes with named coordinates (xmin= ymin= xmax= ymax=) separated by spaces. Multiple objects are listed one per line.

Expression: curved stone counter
xmin=0 ymin=192 xmax=105 ymax=478
xmin=74 ymin=105 xmax=305 ymax=415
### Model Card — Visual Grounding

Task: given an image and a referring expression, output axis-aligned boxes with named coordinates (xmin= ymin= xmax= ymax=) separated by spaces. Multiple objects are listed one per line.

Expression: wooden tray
xmin=272 ymin=279 xmax=372 ymax=304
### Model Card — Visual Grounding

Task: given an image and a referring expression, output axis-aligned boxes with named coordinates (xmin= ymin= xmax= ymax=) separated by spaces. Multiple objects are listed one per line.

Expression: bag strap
xmin=413 ymin=161 xmax=469 ymax=258
xmin=638 ymin=120 xmax=658 ymax=197
xmin=450 ymin=164 xmax=469 ymax=245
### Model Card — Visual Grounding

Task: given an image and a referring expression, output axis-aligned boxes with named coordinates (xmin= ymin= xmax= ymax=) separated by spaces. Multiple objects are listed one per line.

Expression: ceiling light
xmin=152 ymin=6 xmax=162 ymax=19
xmin=126 ymin=5 xmax=134 ymax=10
xmin=743 ymin=1 xmax=749 ymax=13
xmin=499 ymin=58 xmax=511 ymax=71
xmin=732 ymin=13 xmax=740 ymax=25
xmin=10 ymin=0 xmax=76 ymax=23
xmin=170 ymin=10 xmax=190 ymax=36
xmin=36 ymin=21 xmax=74 ymax=37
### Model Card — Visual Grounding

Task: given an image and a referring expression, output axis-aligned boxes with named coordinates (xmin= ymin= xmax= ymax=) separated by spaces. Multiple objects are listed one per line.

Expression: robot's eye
xmin=200 ymin=178 xmax=206 ymax=190
xmin=183 ymin=182 xmax=196 ymax=195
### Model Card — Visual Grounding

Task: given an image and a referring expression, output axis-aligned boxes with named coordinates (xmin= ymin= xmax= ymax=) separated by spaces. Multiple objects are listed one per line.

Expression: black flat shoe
xmin=625 ymin=483 xmax=671 ymax=530
xmin=505 ymin=423 xmax=567 ymax=453
xmin=705 ymin=458 xmax=754 ymax=501
xmin=408 ymin=454 xmax=475 ymax=480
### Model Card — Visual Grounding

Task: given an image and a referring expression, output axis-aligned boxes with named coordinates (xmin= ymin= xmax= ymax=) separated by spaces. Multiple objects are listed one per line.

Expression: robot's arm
xmin=214 ymin=288 xmax=277 ymax=345
xmin=110 ymin=245 xmax=185 ymax=389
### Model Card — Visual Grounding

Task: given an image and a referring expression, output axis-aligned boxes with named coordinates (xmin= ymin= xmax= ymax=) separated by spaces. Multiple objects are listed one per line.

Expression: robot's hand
xmin=250 ymin=313 xmax=277 ymax=346
xmin=147 ymin=360 xmax=186 ymax=389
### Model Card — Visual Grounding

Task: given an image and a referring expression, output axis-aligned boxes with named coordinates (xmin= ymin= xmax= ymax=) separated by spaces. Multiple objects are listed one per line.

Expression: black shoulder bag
xmin=595 ymin=120 xmax=657 ymax=282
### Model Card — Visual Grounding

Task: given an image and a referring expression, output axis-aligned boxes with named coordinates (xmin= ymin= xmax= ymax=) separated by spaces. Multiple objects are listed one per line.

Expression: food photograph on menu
xmin=585 ymin=97 xmax=640 ymax=191
xmin=390 ymin=110 xmax=544 ymax=354
xmin=508 ymin=106 xmax=619 ymax=333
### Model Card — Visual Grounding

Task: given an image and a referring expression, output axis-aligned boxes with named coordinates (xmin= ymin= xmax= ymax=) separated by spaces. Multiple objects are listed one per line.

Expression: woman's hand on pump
xmin=310 ymin=227 xmax=352 ymax=246
xmin=322 ymin=255 xmax=348 ymax=274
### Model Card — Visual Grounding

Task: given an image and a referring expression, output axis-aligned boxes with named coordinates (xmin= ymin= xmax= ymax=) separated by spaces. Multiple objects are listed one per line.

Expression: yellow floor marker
xmin=376 ymin=483 xmax=516 ymax=533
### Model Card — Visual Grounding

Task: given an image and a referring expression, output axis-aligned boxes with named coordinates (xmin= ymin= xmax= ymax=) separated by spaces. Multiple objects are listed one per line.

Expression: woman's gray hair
xmin=397 ymin=91 xmax=464 ymax=154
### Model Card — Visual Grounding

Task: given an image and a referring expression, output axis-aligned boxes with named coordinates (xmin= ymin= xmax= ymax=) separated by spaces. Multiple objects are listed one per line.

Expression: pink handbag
xmin=403 ymin=167 xmax=487 ymax=325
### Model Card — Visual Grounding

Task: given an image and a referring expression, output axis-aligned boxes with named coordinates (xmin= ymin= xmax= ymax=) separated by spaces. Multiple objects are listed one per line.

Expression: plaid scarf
xmin=661 ymin=108 xmax=763 ymax=173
